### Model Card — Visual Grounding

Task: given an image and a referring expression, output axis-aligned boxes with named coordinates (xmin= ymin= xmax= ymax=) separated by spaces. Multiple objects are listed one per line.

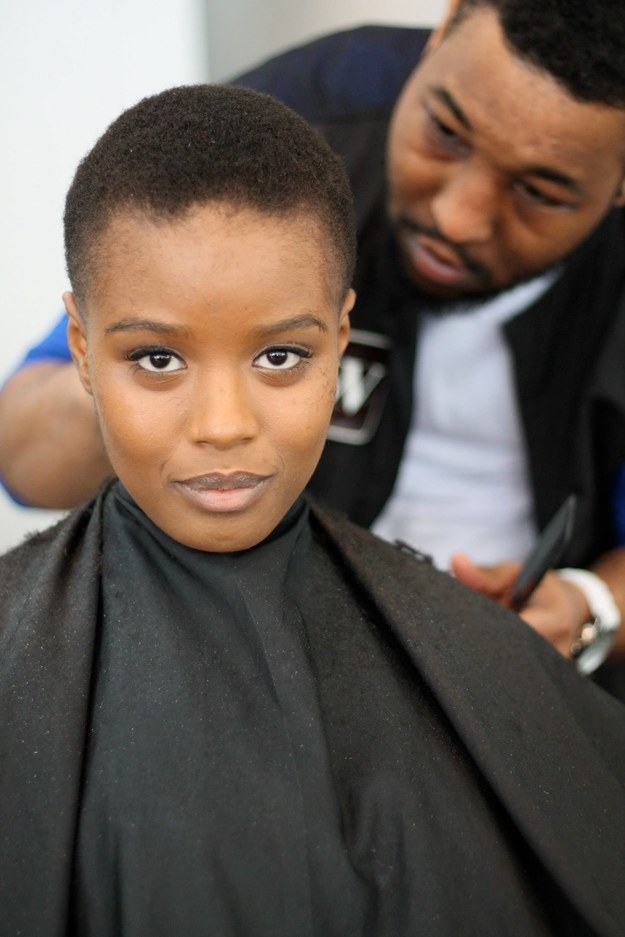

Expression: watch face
xmin=560 ymin=567 xmax=620 ymax=675
xmin=571 ymin=621 xmax=599 ymax=660
xmin=574 ymin=623 xmax=617 ymax=676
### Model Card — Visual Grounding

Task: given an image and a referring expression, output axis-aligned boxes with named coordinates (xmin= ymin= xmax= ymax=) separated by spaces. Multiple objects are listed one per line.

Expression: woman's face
xmin=67 ymin=203 xmax=353 ymax=552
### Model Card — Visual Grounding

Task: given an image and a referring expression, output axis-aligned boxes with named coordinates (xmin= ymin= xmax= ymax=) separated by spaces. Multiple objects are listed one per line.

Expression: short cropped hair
xmin=65 ymin=85 xmax=356 ymax=304
xmin=453 ymin=0 xmax=625 ymax=107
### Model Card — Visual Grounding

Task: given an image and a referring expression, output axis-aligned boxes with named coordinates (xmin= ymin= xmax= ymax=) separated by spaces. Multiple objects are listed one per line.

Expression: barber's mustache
xmin=395 ymin=216 xmax=491 ymax=284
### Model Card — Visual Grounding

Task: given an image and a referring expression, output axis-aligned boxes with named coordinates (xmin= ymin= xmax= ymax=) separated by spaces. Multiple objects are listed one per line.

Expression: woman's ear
xmin=338 ymin=288 xmax=355 ymax=360
xmin=613 ymin=177 xmax=625 ymax=208
xmin=63 ymin=291 xmax=93 ymax=396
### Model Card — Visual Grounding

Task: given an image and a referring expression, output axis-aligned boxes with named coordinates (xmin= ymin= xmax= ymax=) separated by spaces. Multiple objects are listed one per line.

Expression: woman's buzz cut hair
xmin=64 ymin=84 xmax=357 ymax=305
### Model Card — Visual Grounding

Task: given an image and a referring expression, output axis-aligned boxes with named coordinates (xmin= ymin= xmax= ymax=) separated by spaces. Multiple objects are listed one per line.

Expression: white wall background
xmin=0 ymin=0 xmax=208 ymax=551
xmin=0 ymin=0 xmax=447 ymax=552
xmin=206 ymin=0 xmax=447 ymax=80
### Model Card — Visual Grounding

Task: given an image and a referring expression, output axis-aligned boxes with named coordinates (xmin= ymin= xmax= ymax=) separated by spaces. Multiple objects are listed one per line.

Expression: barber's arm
xmin=0 ymin=360 xmax=111 ymax=508
xmin=451 ymin=548 xmax=625 ymax=667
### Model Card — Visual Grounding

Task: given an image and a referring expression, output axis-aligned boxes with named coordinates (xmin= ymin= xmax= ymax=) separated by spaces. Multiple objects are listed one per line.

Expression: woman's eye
xmin=128 ymin=349 xmax=185 ymax=373
xmin=254 ymin=347 xmax=310 ymax=371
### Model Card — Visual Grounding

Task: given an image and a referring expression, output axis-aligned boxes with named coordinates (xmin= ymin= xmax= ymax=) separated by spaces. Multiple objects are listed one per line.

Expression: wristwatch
xmin=557 ymin=568 xmax=621 ymax=674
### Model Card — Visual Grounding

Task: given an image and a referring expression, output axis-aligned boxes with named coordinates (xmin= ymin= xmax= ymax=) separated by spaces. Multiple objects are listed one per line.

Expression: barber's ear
xmin=338 ymin=288 xmax=355 ymax=359
xmin=63 ymin=291 xmax=93 ymax=396
xmin=424 ymin=0 xmax=462 ymax=54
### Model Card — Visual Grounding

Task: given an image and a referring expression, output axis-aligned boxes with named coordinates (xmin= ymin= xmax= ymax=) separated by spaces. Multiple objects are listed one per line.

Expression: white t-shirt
xmin=372 ymin=271 xmax=560 ymax=569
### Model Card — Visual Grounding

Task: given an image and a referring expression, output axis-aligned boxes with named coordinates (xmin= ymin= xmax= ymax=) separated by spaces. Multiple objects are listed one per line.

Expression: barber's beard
xmin=392 ymin=215 xmax=504 ymax=314
xmin=398 ymin=216 xmax=491 ymax=278
xmin=392 ymin=213 xmax=565 ymax=316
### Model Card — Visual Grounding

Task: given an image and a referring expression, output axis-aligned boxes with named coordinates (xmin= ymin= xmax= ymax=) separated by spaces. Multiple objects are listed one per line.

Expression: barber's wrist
xmin=556 ymin=568 xmax=621 ymax=674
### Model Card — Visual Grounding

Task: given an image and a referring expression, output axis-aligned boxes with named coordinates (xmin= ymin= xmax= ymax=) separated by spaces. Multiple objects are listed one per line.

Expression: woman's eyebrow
xmin=104 ymin=313 xmax=328 ymax=338
xmin=104 ymin=319 xmax=189 ymax=336
xmin=259 ymin=314 xmax=329 ymax=336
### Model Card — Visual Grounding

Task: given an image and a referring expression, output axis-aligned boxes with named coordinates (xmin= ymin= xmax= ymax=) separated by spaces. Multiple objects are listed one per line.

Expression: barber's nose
xmin=430 ymin=164 xmax=499 ymax=245
xmin=188 ymin=368 xmax=257 ymax=449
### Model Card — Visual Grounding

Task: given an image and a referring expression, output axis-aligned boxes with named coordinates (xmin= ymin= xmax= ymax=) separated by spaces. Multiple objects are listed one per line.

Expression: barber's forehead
xmin=416 ymin=7 xmax=625 ymax=135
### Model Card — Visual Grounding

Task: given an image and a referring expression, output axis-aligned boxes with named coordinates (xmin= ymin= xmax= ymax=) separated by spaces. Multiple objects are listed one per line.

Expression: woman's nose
xmin=187 ymin=368 xmax=258 ymax=449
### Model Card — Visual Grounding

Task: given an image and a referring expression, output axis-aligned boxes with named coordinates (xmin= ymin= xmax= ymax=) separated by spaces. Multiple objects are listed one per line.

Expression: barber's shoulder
xmin=233 ymin=25 xmax=428 ymax=124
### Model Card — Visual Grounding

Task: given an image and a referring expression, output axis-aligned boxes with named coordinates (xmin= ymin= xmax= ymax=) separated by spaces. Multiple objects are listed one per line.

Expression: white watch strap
xmin=557 ymin=568 xmax=621 ymax=674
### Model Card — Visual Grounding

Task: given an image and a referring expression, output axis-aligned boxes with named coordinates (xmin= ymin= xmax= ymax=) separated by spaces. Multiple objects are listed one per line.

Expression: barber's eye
xmin=425 ymin=107 xmax=467 ymax=156
xmin=254 ymin=346 xmax=310 ymax=371
xmin=128 ymin=348 xmax=185 ymax=373
xmin=515 ymin=181 xmax=571 ymax=210
xmin=433 ymin=115 xmax=457 ymax=141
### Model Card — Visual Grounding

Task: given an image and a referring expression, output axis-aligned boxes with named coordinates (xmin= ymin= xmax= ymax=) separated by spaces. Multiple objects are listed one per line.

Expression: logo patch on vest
xmin=328 ymin=329 xmax=391 ymax=445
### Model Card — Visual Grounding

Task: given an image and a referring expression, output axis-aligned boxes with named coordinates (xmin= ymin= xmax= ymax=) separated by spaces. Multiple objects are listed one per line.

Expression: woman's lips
xmin=173 ymin=472 xmax=272 ymax=513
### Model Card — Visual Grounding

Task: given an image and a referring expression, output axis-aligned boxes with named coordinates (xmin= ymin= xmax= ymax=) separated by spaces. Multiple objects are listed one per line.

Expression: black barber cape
xmin=1 ymin=481 xmax=625 ymax=937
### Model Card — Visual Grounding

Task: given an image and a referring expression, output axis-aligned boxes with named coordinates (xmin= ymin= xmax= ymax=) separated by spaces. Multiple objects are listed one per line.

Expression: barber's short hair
xmin=65 ymin=85 xmax=356 ymax=303
xmin=453 ymin=0 xmax=625 ymax=106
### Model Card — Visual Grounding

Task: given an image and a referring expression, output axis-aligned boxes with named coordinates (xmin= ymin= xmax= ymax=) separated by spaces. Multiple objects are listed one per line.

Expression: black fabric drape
xmin=1 ymin=483 xmax=625 ymax=935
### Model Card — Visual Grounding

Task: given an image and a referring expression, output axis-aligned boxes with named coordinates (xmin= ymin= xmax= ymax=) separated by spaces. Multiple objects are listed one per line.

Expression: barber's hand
xmin=450 ymin=553 xmax=590 ymax=659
